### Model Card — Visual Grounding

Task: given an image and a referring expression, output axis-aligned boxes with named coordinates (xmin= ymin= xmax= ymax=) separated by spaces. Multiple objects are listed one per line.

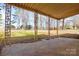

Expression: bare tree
xmin=39 ymin=14 xmax=43 ymax=30
xmin=19 ymin=9 xmax=29 ymax=29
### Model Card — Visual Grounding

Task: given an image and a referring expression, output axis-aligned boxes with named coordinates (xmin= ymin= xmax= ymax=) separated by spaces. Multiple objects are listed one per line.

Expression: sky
xmin=0 ymin=3 xmax=35 ymax=29
xmin=0 ymin=3 xmax=79 ymax=29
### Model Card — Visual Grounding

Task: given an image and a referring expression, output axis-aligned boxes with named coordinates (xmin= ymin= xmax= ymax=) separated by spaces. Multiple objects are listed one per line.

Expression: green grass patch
xmin=11 ymin=31 xmax=34 ymax=37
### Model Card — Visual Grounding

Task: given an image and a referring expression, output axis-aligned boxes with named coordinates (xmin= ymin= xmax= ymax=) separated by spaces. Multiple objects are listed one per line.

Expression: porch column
xmin=4 ymin=4 xmax=11 ymax=45
xmin=62 ymin=19 xmax=64 ymax=30
xmin=34 ymin=12 xmax=38 ymax=40
xmin=57 ymin=20 xmax=59 ymax=37
xmin=48 ymin=17 xmax=50 ymax=40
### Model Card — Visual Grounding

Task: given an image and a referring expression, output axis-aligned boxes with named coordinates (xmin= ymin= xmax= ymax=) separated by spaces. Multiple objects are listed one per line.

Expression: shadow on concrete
xmin=0 ymin=33 xmax=79 ymax=55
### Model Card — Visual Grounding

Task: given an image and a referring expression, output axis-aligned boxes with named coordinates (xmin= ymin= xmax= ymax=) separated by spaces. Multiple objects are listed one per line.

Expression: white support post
xmin=34 ymin=12 xmax=38 ymax=40
xmin=48 ymin=17 xmax=50 ymax=40
xmin=4 ymin=4 xmax=11 ymax=45
xmin=62 ymin=19 xmax=64 ymax=30
xmin=57 ymin=20 xmax=59 ymax=38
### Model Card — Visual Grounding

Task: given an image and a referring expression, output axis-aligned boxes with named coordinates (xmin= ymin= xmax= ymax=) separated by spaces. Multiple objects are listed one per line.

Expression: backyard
xmin=0 ymin=3 xmax=79 ymax=56
xmin=0 ymin=29 xmax=79 ymax=45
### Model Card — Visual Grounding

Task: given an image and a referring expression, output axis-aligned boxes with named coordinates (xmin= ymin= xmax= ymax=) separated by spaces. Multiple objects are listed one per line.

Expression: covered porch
xmin=0 ymin=3 xmax=79 ymax=55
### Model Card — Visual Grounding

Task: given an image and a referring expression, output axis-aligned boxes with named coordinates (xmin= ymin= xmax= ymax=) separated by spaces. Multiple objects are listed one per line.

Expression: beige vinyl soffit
xmin=9 ymin=3 xmax=79 ymax=20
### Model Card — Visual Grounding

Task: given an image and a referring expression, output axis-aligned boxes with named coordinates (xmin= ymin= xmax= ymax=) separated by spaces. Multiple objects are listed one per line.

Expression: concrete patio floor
xmin=1 ymin=37 xmax=79 ymax=56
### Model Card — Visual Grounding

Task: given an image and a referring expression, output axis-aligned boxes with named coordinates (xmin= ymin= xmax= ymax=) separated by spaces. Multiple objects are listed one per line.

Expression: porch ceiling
xmin=9 ymin=3 xmax=79 ymax=20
